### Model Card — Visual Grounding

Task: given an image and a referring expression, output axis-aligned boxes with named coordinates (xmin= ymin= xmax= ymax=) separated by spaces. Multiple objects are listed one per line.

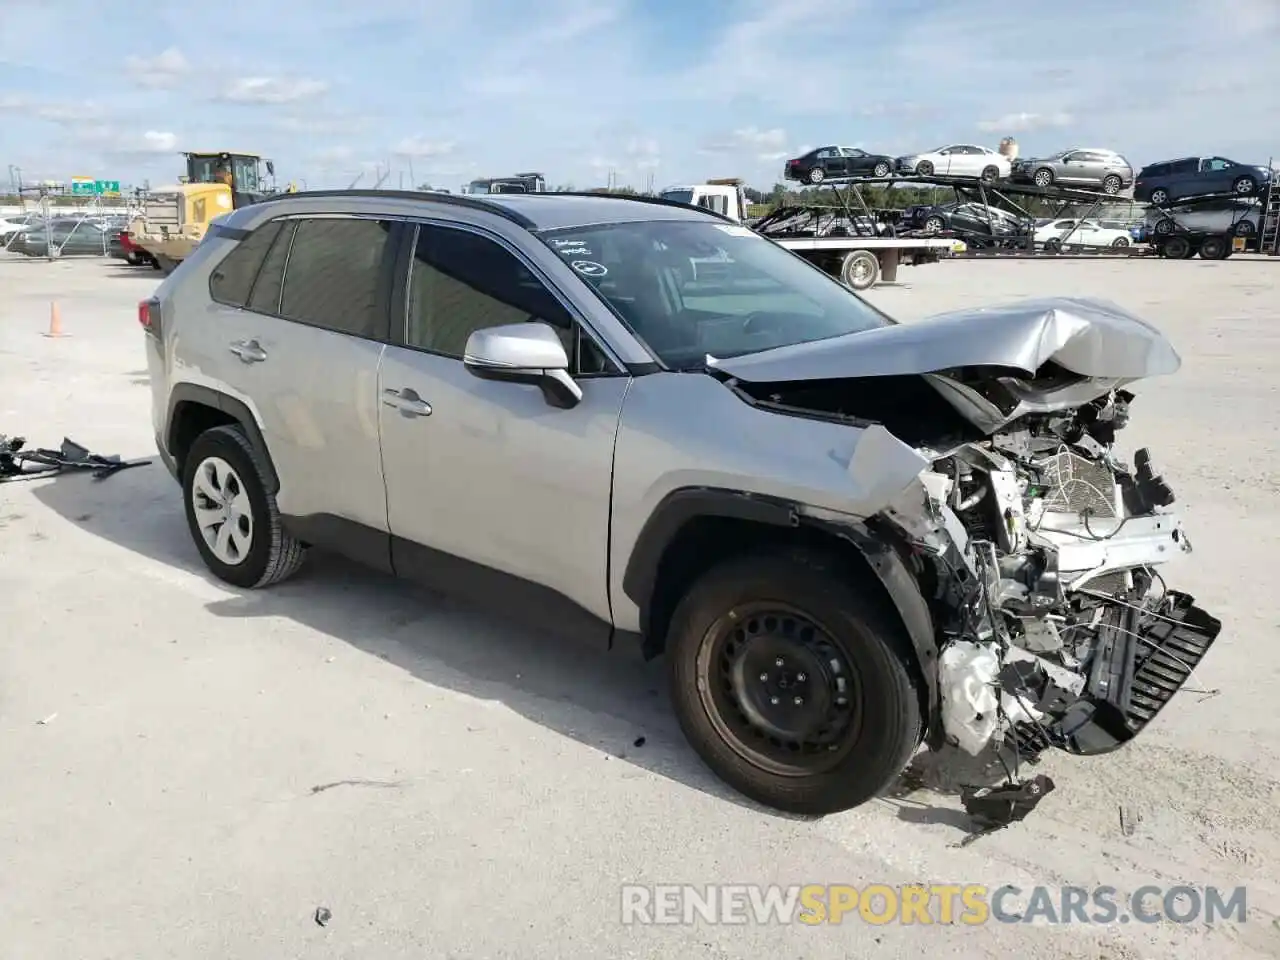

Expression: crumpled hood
xmin=708 ymin=296 xmax=1181 ymax=383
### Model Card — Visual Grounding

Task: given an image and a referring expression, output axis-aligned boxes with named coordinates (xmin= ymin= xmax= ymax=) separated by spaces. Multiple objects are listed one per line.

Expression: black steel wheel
xmin=667 ymin=549 xmax=923 ymax=816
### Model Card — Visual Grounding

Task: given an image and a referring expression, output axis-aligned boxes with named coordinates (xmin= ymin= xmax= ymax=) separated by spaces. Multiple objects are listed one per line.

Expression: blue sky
xmin=2 ymin=0 xmax=1277 ymax=192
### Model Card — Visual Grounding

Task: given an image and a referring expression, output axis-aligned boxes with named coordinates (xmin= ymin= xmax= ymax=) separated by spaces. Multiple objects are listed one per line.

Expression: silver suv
xmin=1010 ymin=148 xmax=1134 ymax=194
xmin=141 ymin=190 xmax=1222 ymax=816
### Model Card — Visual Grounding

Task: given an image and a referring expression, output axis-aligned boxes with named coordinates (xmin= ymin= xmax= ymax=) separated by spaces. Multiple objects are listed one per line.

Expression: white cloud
xmin=977 ymin=111 xmax=1074 ymax=134
xmin=700 ymin=127 xmax=790 ymax=161
xmin=124 ymin=48 xmax=190 ymax=89
xmin=624 ymin=137 xmax=661 ymax=170
xmin=220 ymin=77 xmax=329 ymax=104
xmin=392 ymin=138 xmax=458 ymax=159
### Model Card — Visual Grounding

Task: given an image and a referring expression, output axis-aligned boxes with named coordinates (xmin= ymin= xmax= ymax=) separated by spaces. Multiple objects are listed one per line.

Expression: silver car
xmin=142 ymin=190 xmax=1222 ymax=815
xmin=1146 ymin=197 xmax=1261 ymax=237
xmin=1010 ymin=147 xmax=1134 ymax=194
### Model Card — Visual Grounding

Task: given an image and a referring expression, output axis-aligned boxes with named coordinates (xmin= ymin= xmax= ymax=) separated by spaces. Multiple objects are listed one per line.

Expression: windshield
xmin=660 ymin=190 xmax=695 ymax=206
xmin=539 ymin=219 xmax=892 ymax=369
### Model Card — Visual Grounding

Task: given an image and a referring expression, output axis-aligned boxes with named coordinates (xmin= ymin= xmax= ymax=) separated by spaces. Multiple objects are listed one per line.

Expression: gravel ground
xmin=1 ymin=252 xmax=1277 ymax=960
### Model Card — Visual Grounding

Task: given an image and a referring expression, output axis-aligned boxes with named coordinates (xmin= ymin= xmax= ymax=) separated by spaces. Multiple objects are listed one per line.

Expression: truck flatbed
xmin=773 ymin=236 xmax=961 ymax=252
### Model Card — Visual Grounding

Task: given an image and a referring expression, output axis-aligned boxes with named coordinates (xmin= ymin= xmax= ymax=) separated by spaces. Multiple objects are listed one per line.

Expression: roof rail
xmin=251 ymin=188 xmax=539 ymax=229
xmin=510 ymin=190 xmax=739 ymax=224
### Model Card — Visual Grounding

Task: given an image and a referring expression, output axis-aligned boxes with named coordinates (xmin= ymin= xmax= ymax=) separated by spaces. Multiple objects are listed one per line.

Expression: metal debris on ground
xmin=314 ymin=907 xmax=332 ymax=927
xmin=0 ymin=435 xmax=151 ymax=483
xmin=953 ymin=774 xmax=1056 ymax=846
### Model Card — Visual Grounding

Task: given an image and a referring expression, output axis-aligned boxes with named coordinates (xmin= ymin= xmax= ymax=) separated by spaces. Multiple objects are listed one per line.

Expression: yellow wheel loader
xmin=128 ymin=152 xmax=294 ymax=274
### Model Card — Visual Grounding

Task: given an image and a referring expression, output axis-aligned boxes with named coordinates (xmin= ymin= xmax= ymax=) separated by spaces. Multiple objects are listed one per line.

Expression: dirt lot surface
xmin=2 ymin=252 xmax=1277 ymax=959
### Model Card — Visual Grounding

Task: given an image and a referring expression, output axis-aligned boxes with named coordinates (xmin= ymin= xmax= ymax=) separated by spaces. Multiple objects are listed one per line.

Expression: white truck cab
xmin=659 ymin=178 xmax=749 ymax=221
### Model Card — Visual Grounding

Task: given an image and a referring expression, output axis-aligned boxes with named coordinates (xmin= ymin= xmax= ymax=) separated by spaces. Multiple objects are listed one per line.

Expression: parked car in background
xmin=783 ymin=146 xmax=895 ymax=184
xmin=0 ymin=215 xmax=31 ymax=237
xmin=115 ymin=230 xmax=159 ymax=267
xmin=1144 ymin=197 xmax=1260 ymax=237
xmin=7 ymin=217 xmax=123 ymax=258
xmin=1134 ymin=156 xmax=1271 ymax=205
xmin=894 ymin=144 xmax=1011 ymax=183
xmin=911 ymin=200 xmax=1029 ymax=240
xmin=1010 ymin=148 xmax=1133 ymax=194
xmin=1034 ymin=217 xmax=1134 ymax=249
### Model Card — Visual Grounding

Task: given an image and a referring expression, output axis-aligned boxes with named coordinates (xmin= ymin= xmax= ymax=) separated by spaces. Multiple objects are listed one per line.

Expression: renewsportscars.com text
xmin=619 ymin=883 xmax=1248 ymax=926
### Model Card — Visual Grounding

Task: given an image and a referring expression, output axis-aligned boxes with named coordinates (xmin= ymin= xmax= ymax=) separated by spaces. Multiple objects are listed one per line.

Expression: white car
xmin=894 ymin=144 xmax=1012 ymax=182
xmin=1035 ymin=218 xmax=1133 ymax=249
xmin=0 ymin=216 xmax=32 ymax=237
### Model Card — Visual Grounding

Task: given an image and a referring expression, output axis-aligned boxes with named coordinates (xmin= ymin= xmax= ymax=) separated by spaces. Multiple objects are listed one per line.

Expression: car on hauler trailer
xmin=658 ymin=179 xmax=960 ymax=289
xmin=141 ymin=188 xmax=1223 ymax=816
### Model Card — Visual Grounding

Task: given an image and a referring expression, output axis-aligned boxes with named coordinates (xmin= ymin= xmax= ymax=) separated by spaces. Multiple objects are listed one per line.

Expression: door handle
xmin=229 ymin=339 xmax=267 ymax=363
xmin=382 ymin=388 xmax=432 ymax=417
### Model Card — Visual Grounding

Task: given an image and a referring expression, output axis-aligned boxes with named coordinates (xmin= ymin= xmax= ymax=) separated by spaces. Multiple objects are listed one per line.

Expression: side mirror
xmin=266 ymin=160 xmax=275 ymax=176
xmin=463 ymin=322 xmax=582 ymax=409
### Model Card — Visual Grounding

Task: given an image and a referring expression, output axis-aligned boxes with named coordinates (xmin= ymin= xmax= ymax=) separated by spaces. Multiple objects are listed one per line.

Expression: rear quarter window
xmin=209 ymin=219 xmax=285 ymax=307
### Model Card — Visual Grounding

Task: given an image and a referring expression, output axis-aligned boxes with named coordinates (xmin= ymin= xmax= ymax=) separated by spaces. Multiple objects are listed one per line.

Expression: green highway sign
xmin=69 ymin=178 xmax=121 ymax=196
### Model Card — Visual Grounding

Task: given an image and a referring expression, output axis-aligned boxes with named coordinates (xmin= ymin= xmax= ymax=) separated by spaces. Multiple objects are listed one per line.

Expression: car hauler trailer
xmin=659 ymin=177 xmax=960 ymax=290
xmin=1144 ymin=158 xmax=1278 ymax=260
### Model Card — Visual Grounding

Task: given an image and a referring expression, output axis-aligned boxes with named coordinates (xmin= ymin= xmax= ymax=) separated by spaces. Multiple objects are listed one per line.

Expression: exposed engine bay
xmin=715 ymin=297 xmax=1224 ymax=766
xmin=881 ymin=387 xmax=1221 ymax=762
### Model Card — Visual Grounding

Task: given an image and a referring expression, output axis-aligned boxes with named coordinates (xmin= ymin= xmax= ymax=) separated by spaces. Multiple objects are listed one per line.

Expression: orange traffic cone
xmin=43 ymin=301 xmax=66 ymax=338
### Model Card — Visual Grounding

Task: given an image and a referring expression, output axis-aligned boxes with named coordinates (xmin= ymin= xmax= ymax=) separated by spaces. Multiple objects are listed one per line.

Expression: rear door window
xmin=277 ymin=216 xmax=395 ymax=339
xmin=209 ymin=219 xmax=285 ymax=307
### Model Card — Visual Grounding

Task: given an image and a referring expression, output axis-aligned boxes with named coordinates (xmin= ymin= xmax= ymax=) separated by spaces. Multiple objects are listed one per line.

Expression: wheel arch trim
xmin=165 ymin=383 xmax=280 ymax=493
xmin=621 ymin=486 xmax=940 ymax=713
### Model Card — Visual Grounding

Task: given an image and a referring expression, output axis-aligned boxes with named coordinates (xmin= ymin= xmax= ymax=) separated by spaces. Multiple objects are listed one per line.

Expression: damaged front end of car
xmin=713 ymin=296 xmax=1224 ymax=764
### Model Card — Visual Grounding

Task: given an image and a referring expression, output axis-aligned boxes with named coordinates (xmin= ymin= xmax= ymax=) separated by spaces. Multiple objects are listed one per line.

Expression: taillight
xmin=138 ymin=297 xmax=161 ymax=337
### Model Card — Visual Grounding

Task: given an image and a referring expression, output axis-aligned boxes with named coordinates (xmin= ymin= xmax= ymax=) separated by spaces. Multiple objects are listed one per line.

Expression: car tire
xmin=1163 ymin=235 xmax=1191 ymax=259
xmin=980 ymin=165 xmax=999 ymax=184
xmin=666 ymin=549 xmax=923 ymax=816
xmin=872 ymin=162 xmax=891 ymax=178
xmin=1149 ymin=188 xmax=1170 ymax=205
xmin=808 ymin=167 xmax=825 ymax=184
xmin=924 ymin=216 xmax=945 ymax=233
xmin=1102 ymin=175 xmax=1123 ymax=195
xmin=182 ymin=424 xmax=307 ymax=589
xmin=1111 ymin=236 xmax=1130 ymax=247
xmin=915 ymin=160 xmax=934 ymax=176
xmin=1033 ymin=167 xmax=1054 ymax=187
xmin=840 ymin=250 xmax=880 ymax=290
xmin=1045 ymin=237 xmax=1063 ymax=253
xmin=1233 ymin=219 xmax=1256 ymax=237
xmin=1232 ymin=175 xmax=1257 ymax=195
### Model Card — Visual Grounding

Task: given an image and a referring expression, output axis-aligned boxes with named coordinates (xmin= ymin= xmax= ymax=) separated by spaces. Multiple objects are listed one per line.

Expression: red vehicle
xmin=116 ymin=229 xmax=158 ymax=268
